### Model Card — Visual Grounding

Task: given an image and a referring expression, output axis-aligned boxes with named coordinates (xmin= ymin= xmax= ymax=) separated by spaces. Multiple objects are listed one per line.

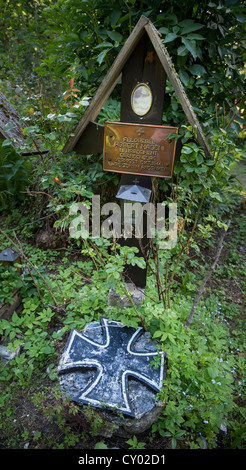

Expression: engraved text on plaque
xmin=103 ymin=122 xmax=178 ymax=178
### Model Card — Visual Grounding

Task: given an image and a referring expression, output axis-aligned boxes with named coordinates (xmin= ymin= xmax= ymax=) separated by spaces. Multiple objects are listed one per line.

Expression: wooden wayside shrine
xmin=63 ymin=15 xmax=212 ymax=290
xmin=63 ymin=15 xmax=211 ymax=158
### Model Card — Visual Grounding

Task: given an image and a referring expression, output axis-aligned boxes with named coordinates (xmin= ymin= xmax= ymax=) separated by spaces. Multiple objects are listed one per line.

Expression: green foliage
xmin=32 ymin=0 xmax=246 ymax=131
xmin=0 ymin=264 xmax=23 ymax=304
xmin=1 ymin=0 xmax=245 ymax=137
xmin=0 ymin=140 xmax=31 ymax=206
xmin=0 ymin=0 xmax=245 ymax=451
xmin=126 ymin=435 xmax=146 ymax=449
xmin=149 ymin=299 xmax=236 ymax=448
xmin=0 ymin=206 xmax=245 ymax=448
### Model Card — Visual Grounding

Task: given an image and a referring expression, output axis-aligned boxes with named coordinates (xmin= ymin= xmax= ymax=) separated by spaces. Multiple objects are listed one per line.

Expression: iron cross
xmin=58 ymin=317 xmax=165 ymax=417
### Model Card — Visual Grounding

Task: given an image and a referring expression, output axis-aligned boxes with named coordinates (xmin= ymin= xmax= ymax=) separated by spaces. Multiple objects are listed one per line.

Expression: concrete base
xmin=108 ymin=282 xmax=145 ymax=308
xmin=0 ymin=344 xmax=22 ymax=364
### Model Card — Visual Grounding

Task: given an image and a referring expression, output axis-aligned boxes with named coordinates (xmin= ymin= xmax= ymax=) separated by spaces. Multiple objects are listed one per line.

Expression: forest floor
xmin=0 ymin=162 xmax=245 ymax=453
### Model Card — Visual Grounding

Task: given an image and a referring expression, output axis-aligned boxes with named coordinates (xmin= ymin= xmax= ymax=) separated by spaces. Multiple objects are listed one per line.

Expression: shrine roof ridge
xmin=63 ymin=15 xmax=211 ymax=157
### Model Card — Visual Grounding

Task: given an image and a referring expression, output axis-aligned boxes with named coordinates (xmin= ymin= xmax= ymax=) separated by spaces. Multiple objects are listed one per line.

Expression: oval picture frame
xmin=131 ymin=83 xmax=152 ymax=116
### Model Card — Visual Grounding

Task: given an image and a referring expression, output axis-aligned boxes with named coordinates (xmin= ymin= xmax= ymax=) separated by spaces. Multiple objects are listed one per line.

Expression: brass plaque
xmin=103 ymin=122 xmax=178 ymax=178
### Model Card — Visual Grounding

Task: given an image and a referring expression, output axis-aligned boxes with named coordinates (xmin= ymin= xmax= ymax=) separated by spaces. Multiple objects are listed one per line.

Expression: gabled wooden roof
xmin=63 ymin=15 xmax=211 ymax=156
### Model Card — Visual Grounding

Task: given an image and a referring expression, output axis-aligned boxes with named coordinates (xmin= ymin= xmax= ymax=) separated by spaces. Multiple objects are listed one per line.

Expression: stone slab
xmin=58 ymin=318 xmax=166 ymax=435
xmin=108 ymin=282 xmax=145 ymax=308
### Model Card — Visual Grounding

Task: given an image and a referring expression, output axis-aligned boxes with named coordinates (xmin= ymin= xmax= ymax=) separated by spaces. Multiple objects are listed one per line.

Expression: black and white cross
xmin=58 ymin=317 xmax=165 ymax=417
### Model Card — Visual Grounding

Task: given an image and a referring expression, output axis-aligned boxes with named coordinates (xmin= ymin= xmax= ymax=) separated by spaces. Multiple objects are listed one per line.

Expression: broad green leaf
xmin=188 ymin=142 xmax=200 ymax=151
xmin=153 ymin=330 xmax=163 ymax=339
xmin=66 ymin=33 xmax=79 ymax=41
xmin=166 ymin=13 xmax=178 ymax=24
xmin=159 ymin=27 xmax=169 ymax=35
xmin=189 ymin=64 xmax=207 ymax=76
xmin=187 ymin=33 xmax=205 ymax=41
xmin=12 ymin=312 xmax=20 ymax=323
xmin=9 ymin=330 xmax=16 ymax=340
xmin=179 ymin=69 xmax=189 ymax=86
xmin=181 ymin=38 xmax=197 ymax=59
xmin=236 ymin=13 xmax=245 ymax=23
xmin=182 ymin=145 xmax=194 ymax=154
xmin=161 ymin=332 xmax=168 ymax=342
xmin=107 ymin=30 xmax=123 ymax=42
xmin=97 ymin=49 xmax=109 ymax=65
xmin=196 ymin=153 xmax=204 ymax=165
xmin=1 ymin=139 xmax=12 ymax=147
xmin=210 ymin=192 xmax=222 ymax=201
xmin=186 ymin=167 xmax=195 ymax=172
xmin=95 ymin=42 xmax=113 ymax=49
xmin=180 ymin=154 xmax=189 ymax=162
xmin=163 ymin=32 xmax=179 ymax=43
xmin=200 ymin=85 xmax=209 ymax=92
xmin=167 ymin=333 xmax=176 ymax=344
xmin=111 ymin=10 xmax=121 ymax=26
xmin=134 ymin=258 xmax=146 ymax=269
xmin=94 ymin=442 xmax=108 ymax=449
xmin=178 ymin=19 xmax=195 ymax=27
xmin=177 ymin=45 xmax=188 ymax=57
xmin=206 ymin=159 xmax=215 ymax=166
xmin=207 ymin=366 xmax=218 ymax=378
xmin=181 ymin=23 xmax=204 ymax=34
